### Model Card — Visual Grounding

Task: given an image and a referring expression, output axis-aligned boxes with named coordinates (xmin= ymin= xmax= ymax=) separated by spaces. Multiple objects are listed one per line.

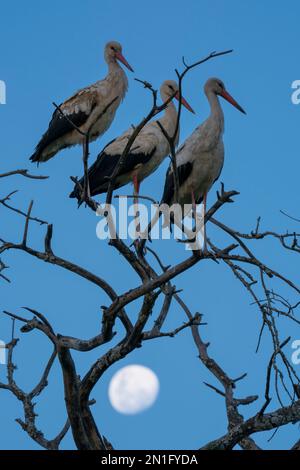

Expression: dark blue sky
xmin=0 ymin=0 xmax=300 ymax=449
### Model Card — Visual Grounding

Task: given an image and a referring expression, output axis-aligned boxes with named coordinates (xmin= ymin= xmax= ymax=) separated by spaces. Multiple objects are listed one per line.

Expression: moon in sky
xmin=108 ymin=365 xmax=160 ymax=415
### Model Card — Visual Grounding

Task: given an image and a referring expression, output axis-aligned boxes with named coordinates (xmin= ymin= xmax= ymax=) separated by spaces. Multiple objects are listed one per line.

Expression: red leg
xmin=133 ymin=173 xmax=140 ymax=198
xmin=191 ymin=190 xmax=196 ymax=220
xmin=188 ymin=190 xmax=198 ymax=247
xmin=202 ymin=192 xmax=208 ymax=252
xmin=132 ymin=173 xmax=141 ymax=237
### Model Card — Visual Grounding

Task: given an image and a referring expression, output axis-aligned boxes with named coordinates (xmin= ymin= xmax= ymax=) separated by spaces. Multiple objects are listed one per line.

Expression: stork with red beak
xmin=161 ymin=77 xmax=246 ymax=248
xmin=30 ymin=41 xmax=133 ymax=164
xmin=70 ymin=80 xmax=194 ymax=202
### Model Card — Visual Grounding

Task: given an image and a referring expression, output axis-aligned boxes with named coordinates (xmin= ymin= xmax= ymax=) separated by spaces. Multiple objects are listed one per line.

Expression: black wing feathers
xmin=30 ymin=107 xmax=91 ymax=162
xmin=161 ymin=162 xmax=193 ymax=205
xmin=70 ymin=146 xmax=156 ymax=199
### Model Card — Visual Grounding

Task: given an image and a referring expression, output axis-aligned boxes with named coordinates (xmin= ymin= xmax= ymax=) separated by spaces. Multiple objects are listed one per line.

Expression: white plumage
xmin=161 ymin=77 xmax=246 ymax=209
xmin=30 ymin=41 xmax=133 ymax=163
xmin=70 ymin=79 xmax=194 ymax=200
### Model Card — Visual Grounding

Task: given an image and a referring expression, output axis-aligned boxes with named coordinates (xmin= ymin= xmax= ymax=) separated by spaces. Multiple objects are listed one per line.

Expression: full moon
xmin=108 ymin=365 xmax=159 ymax=415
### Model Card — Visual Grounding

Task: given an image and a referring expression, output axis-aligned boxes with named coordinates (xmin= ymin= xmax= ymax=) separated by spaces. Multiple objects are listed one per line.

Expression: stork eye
xmin=169 ymin=85 xmax=174 ymax=91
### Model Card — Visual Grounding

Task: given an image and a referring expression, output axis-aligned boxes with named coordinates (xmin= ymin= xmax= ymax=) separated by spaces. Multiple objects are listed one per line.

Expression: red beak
xmin=220 ymin=90 xmax=246 ymax=114
xmin=175 ymin=91 xmax=195 ymax=114
xmin=115 ymin=51 xmax=134 ymax=72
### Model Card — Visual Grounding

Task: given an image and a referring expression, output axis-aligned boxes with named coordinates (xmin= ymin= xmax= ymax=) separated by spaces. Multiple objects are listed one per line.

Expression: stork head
xmin=105 ymin=41 xmax=134 ymax=72
xmin=205 ymin=78 xmax=246 ymax=114
xmin=160 ymin=80 xmax=195 ymax=114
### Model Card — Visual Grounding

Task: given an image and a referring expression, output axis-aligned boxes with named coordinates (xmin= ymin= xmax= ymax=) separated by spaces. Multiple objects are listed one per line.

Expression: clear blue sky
xmin=1 ymin=0 xmax=300 ymax=450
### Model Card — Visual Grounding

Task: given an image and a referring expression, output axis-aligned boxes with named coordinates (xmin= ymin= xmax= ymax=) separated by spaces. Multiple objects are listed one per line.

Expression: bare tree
xmin=1 ymin=50 xmax=300 ymax=450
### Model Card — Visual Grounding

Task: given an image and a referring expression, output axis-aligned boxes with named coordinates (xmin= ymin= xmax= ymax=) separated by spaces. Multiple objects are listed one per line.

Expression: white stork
xmin=30 ymin=41 xmax=133 ymax=164
xmin=69 ymin=79 xmax=194 ymax=201
xmin=161 ymin=77 xmax=246 ymax=247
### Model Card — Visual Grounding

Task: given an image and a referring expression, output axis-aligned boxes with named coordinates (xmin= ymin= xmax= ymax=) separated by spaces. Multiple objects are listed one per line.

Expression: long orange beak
xmin=115 ymin=51 xmax=134 ymax=72
xmin=220 ymin=90 xmax=246 ymax=114
xmin=175 ymin=91 xmax=195 ymax=114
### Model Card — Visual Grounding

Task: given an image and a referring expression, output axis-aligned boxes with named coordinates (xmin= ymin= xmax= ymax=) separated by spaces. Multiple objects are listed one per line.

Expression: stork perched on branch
xmin=70 ymin=80 xmax=194 ymax=202
xmin=161 ymin=77 xmax=246 ymax=247
xmin=30 ymin=41 xmax=133 ymax=164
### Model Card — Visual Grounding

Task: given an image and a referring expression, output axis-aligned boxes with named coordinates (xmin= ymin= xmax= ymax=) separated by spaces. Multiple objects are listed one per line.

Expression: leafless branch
xmin=0 ymin=169 xmax=48 ymax=180
xmin=0 ymin=191 xmax=47 ymax=225
xmin=1 ymin=48 xmax=300 ymax=451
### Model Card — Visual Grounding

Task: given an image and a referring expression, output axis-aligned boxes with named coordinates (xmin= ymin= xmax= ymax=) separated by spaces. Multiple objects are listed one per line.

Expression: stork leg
xmin=133 ymin=173 xmax=140 ymax=202
xmin=188 ymin=190 xmax=198 ymax=246
xmin=202 ymin=192 xmax=208 ymax=253
xmin=82 ymin=138 xmax=91 ymax=202
xmin=133 ymin=173 xmax=141 ymax=238
xmin=191 ymin=190 xmax=197 ymax=222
